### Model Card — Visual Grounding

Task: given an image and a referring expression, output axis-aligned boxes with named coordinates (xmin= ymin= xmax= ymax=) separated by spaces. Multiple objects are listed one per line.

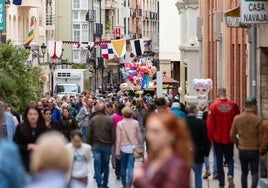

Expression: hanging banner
xmin=48 ymin=41 xmax=63 ymax=59
xmin=0 ymin=0 xmax=6 ymax=31
xmin=111 ymin=39 xmax=126 ymax=58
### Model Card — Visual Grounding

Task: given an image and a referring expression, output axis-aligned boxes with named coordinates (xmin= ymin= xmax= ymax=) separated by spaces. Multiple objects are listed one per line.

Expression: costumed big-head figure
xmin=193 ymin=79 xmax=213 ymax=108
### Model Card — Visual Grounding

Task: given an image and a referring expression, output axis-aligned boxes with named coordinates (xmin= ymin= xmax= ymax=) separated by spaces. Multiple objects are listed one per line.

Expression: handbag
xmin=121 ymin=122 xmax=143 ymax=159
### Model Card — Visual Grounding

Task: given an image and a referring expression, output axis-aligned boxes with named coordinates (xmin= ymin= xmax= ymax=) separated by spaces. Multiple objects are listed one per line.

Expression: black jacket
xmin=59 ymin=116 xmax=78 ymax=141
xmin=186 ymin=115 xmax=210 ymax=163
xmin=13 ymin=124 xmax=47 ymax=171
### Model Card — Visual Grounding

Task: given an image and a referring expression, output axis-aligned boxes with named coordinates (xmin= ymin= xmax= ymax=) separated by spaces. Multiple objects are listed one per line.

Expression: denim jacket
xmin=0 ymin=140 xmax=26 ymax=188
xmin=4 ymin=112 xmax=16 ymax=141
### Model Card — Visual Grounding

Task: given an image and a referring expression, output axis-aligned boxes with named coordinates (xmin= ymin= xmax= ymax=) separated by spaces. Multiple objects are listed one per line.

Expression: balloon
xmin=141 ymin=74 xmax=150 ymax=90
xmin=126 ymin=70 xmax=137 ymax=76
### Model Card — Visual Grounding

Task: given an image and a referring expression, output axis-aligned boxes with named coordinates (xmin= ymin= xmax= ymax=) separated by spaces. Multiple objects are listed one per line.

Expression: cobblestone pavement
xmin=86 ymin=151 xmax=268 ymax=188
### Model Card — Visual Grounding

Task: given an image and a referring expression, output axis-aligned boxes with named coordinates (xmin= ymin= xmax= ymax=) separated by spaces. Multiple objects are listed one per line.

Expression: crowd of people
xmin=0 ymin=87 xmax=268 ymax=188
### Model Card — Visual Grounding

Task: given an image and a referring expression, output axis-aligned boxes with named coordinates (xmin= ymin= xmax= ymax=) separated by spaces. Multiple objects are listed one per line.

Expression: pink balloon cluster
xmin=121 ymin=60 xmax=157 ymax=89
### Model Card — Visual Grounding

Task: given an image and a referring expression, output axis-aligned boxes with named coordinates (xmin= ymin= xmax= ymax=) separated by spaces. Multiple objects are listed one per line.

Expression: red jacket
xmin=133 ymin=155 xmax=191 ymax=188
xmin=207 ymin=99 xmax=240 ymax=144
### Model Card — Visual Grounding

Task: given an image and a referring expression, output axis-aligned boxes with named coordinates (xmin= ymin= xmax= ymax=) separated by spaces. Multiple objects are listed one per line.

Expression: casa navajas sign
xmin=241 ymin=0 xmax=268 ymax=24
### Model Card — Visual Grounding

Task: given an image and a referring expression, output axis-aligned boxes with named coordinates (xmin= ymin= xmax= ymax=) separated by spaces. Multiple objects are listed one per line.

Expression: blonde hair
xmin=30 ymin=132 xmax=71 ymax=174
xmin=122 ymin=106 xmax=134 ymax=118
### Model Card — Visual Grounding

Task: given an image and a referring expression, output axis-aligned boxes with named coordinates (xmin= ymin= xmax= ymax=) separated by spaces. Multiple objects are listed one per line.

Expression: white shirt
xmin=66 ymin=143 xmax=91 ymax=178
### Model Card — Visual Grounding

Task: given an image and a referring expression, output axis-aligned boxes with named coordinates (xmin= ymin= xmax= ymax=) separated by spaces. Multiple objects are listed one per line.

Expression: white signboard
xmin=156 ymin=71 xmax=163 ymax=98
xmin=241 ymin=0 xmax=268 ymax=24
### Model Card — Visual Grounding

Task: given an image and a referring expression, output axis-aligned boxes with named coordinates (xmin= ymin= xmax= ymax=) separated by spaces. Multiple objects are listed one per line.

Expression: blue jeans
xmin=239 ymin=150 xmax=259 ymax=188
xmin=214 ymin=142 xmax=234 ymax=187
xmin=92 ymin=146 xmax=112 ymax=188
xmin=120 ymin=151 xmax=135 ymax=188
xmin=213 ymin=144 xmax=218 ymax=176
xmin=81 ymin=126 xmax=88 ymax=143
xmin=194 ymin=163 xmax=203 ymax=188
xmin=204 ymin=157 xmax=210 ymax=171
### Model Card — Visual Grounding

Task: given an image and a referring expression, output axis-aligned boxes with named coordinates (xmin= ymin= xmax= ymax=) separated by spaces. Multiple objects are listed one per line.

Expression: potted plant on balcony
xmin=105 ymin=20 xmax=111 ymax=30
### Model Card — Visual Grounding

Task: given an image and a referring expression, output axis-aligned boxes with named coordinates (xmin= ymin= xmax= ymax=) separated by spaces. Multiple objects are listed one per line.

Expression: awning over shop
xmin=224 ymin=6 xmax=249 ymax=28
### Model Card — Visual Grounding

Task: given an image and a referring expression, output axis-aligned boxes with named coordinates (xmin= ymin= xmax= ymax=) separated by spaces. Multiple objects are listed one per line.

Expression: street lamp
xmin=25 ymin=43 xmax=47 ymax=65
xmin=40 ymin=43 xmax=47 ymax=56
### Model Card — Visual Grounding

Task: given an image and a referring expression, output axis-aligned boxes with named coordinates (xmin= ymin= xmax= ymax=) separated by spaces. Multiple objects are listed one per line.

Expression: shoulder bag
xmin=121 ymin=122 xmax=143 ymax=159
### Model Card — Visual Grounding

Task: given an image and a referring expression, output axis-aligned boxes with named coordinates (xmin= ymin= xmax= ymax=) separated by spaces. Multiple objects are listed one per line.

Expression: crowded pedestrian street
xmin=1 ymin=0 xmax=268 ymax=188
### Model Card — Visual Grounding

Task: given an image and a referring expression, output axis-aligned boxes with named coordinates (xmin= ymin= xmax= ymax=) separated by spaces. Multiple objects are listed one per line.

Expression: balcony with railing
xmin=104 ymin=30 xmax=115 ymax=40
xmin=105 ymin=0 xmax=116 ymax=9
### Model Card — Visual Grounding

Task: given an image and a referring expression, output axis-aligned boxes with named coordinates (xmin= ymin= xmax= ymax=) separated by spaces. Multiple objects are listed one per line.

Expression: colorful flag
xmin=111 ymin=39 xmax=126 ymax=58
xmin=101 ymin=43 xmax=114 ymax=60
xmin=24 ymin=17 xmax=35 ymax=46
xmin=13 ymin=0 xmax=22 ymax=5
xmin=130 ymin=39 xmax=144 ymax=56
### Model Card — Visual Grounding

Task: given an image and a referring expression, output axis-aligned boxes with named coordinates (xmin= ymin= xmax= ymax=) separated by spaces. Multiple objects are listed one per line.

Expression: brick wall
xmin=260 ymin=48 xmax=268 ymax=120
xmin=202 ymin=0 xmax=247 ymax=111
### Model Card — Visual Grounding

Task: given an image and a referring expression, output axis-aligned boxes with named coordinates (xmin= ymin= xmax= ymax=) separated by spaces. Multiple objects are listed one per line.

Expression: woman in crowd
xmin=112 ymin=103 xmax=126 ymax=179
xmin=134 ymin=98 xmax=147 ymax=160
xmin=43 ymin=108 xmax=60 ymax=131
xmin=143 ymin=102 xmax=157 ymax=154
xmin=13 ymin=106 xmax=47 ymax=172
xmin=133 ymin=112 xmax=193 ymax=188
xmin=116 ymin=107 xmax=143 ymax=188
xmin=26 ymin=132 xmax=85 ymax=188
xmin=59 ymin=107 xmax=78 ymax=141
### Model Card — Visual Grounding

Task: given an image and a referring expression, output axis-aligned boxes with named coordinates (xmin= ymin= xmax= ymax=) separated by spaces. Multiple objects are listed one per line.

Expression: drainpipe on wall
xmin=249 ymin=25 xmax=257 ymax=98
xmin=215 ymin=11 xmax=223 ymax=88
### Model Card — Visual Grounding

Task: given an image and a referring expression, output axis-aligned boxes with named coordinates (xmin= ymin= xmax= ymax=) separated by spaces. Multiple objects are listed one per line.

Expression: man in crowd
xmin=87 ymin=103 xmax=115 ymax=188
xmin=77 ymin=98 xmax=94 ymax=142
xmin=75 ymin=94 xmax=84 ymax=113
xmin=186 ymin=104 xmax=210 ymax=188
xmin=207 ymin=88 xmax=240 ymax=188
xmin=106 ymin=102 xmax=115 ymax=118
xmin=5 ymin=103 xmax=21 ymax=124
xmin=155 ymin=97 xmax=169 ymax=113
xmin=47 ymin=99 xmax=61 ymax=122
xmin=171 ymin=101 xmax=186 ymax=119
xmin=36 ymin=101 xmax=44 ymax=116
xmin=0 ymin=101 xmax=16 ymax=141
xmin=231 ymin=97 xmax=263 ymax=188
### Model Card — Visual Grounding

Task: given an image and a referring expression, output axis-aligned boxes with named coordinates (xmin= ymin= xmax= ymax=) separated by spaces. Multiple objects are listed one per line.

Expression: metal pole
xmin=125 ymin=0 xmax=129 ymax=38
xmin=99 ymin=0 xmax=103 ymax=89
xmin=199 ymin=41 xmax=203 ymax=77
xmin=250 ymin=25 xmax=257 ymax=98
xmin=50 ymin=64 xmax=53 ymax=96
xmin=218 ymin=39 xmax=223 ymax=87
